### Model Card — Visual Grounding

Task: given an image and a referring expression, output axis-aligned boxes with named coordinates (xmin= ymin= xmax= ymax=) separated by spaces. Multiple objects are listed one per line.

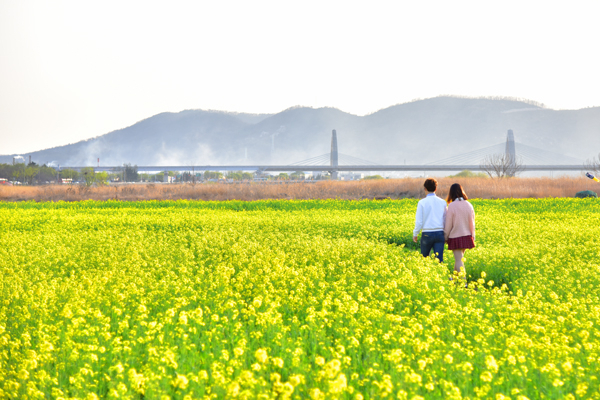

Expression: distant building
xmin=340 ymin=172 xmax=364 ymax=181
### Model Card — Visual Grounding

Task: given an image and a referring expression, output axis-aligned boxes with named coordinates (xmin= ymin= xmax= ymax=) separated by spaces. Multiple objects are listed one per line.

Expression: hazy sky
xmin=1 ymin=0 xmax=599 ymax=155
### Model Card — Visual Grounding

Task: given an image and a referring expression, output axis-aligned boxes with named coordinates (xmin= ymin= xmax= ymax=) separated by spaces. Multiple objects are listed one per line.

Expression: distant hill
xmin=2 ymin=97 xmax=599 ymax=167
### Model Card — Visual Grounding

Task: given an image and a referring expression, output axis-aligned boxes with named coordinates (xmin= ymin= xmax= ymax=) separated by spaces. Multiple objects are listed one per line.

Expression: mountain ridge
xmin=3 ymin=97 xmax=599 ymax=167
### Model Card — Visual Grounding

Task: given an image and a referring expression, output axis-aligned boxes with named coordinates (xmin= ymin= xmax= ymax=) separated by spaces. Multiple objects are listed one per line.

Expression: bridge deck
xmin=60 ymin=165 xmax=585 ymax=172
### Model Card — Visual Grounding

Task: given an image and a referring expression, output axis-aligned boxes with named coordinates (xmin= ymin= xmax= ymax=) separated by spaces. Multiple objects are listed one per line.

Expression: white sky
xmin=1 ymin=0 xmax=599 ymax=154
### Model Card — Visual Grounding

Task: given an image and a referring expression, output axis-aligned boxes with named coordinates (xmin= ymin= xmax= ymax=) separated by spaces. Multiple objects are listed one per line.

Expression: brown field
xmin=0 ymin=177 xmax=597 ymax=202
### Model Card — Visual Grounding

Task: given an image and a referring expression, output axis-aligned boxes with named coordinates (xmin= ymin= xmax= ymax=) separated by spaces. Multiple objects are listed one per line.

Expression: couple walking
xmin=413 ymin=178 xmax=475 ymax=276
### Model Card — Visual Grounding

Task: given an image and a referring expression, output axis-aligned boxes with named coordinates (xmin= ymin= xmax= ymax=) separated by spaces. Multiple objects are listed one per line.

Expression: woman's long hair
xmin=446 ymin=183 xmax=468 ymax=204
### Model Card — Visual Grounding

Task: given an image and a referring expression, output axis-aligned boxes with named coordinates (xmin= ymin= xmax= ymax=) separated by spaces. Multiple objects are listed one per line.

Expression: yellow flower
xmin=309 ymin=388 xmax=325 ymax=400
xmin=221 ymin=349 xmax=229 ymax=361
xmin=178 ymin=313 xmax=188 ymax=325
xmin=328 ymin=373 xmax=347 ymax=394
xmin=227 ymin=382 xmax=240 ymax=397
xmin=17 ymin=369 xmax=29 ymax=380
xmin=461 ymin=362 xmax=473 ymax=373
xmin=255 ymin=348 xmax=268 ymax=363
xmin=405 ymin=372 xmax=422 ymax=384
xmin=289 ymin=374 xmax=305 ymax=386
xmin=109 ymin=363 xmax=125 ymax=374
xmin=172 ymin=374 xmax=189 ymax=390
xmin=552 ymin=378 xmax=564 ymax=387
xmin=485 ymin=355 xmax=499 ymax=373
xmin=480 ymin=371 xmax=493 ymax=382
xmin=282 ymin=382 xmax=294 ymax=396
xmin=576 ymin=383 xmax=588 ymax=397
xmin=234 ymin=347 xmax=244 ymax=357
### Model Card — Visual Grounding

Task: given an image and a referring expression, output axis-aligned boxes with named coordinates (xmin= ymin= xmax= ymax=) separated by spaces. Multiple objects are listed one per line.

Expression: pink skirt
xmin=447 ymin=235 xmax=475 ymax=250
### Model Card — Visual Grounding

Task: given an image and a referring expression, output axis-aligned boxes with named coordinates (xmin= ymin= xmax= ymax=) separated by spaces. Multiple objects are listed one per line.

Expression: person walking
xmin=413 ymin=178 xmax=447 ymax=262
xmin=444 ymin=183 xmax=475 ymax=279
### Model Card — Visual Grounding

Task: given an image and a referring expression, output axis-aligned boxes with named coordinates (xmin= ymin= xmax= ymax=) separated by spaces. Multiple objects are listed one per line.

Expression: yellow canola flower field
xmin=1 ymin=198 xmax=600 ymax=399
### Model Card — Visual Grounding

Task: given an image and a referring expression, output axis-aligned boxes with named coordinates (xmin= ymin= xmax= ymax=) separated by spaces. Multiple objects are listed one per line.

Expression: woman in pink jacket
xmin=444 ymin=183 xmax=475 ymax=278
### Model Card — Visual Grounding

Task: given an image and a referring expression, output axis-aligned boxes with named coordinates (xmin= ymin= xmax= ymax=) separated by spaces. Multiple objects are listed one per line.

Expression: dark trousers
xmin=420 ymin=231 xmax=445 ymax=263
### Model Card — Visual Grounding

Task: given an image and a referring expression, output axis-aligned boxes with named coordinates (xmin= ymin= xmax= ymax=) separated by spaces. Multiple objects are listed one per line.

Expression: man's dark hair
xmin=423 ymin=178 xmax=437 ymax=192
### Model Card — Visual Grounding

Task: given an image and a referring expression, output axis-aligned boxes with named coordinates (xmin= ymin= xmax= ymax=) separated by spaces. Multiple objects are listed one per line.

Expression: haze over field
xmin=1 ymin=97 xmax=599 ymax=167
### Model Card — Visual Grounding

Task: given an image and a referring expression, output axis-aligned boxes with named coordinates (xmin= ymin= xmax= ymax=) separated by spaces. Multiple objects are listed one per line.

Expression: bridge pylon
xmin=330 ymin=129 xmax=339 ymax=180
xmin=505 ymin=129 xmax=517 ymax=176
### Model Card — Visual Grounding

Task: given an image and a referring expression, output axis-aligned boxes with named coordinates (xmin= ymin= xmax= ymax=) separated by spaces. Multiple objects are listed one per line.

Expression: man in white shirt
xmin=413 ymin=178 xmax=447 ymax=262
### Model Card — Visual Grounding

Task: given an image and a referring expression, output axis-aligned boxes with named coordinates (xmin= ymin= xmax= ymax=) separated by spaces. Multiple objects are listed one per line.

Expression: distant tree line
xmin=0 ymin=162 xmax=343 ymax=185
xmin=0 ymin=163 xmax=128 ymax=185
xmin=0 ymin=162 xmax=61 ymax=184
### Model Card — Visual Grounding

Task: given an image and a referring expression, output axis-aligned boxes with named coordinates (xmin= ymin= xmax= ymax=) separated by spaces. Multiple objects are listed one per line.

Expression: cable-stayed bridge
xmin=61 ymin=129 xmax=585 ymax=175
xmin=426 ymin=135 xmax=581 ymax=167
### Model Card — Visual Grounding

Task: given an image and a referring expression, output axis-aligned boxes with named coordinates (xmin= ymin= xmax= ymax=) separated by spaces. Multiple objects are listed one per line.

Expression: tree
xmin=450 ymin=170 xmax=488 ymax=178
xmin=139 ymin=173 xmax=152 ymax=182
xmin=153 ymin=172 xmax=164 ymax=182
xmin=227 ymin=171 xmax=243 ymax=181
xmin=81 ymin=167 xmax=96 ymax=186
xmin=23 ymin=165 xmax=39 ymax=185
xmin=107 ymin=170 xmax=122 ymax=182
xmin=184 ymin=164 xmax=199 ymax=185
xmin=0 ymin=164 xmax=15 ymax=180
xmin=38 ymin=165 xmax=59 ymax=183
xmin=95 ymin=171 xmax=109 ymax=186
xmin=480 ymin=154 xmax=524 ymax=178
xmin=123 ymin=164 xmax=139 ymax=182
xmin=584 ymin=153 xmax=600 ymax=175
xmin=12 ymin=167 xmax=24 ymax=183
xmin=204 ymin=171 xmax=223 ymax=180
xmin=290 ymin=171 xmax=305 ymax=180
xmin=60 ymin=169 xmax=80 ymax=181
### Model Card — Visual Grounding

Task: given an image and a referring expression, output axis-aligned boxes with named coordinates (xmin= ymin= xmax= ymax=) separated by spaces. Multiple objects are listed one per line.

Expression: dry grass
xmin=1 ymin=177 xmax=598 ymax=202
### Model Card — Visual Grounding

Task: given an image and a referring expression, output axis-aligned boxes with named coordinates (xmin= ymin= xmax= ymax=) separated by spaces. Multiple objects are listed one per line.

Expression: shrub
xmin=575 ymin=190 xmax=597 ymax=198
xmin=449 ymin=170 xmax=488 ymax=178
